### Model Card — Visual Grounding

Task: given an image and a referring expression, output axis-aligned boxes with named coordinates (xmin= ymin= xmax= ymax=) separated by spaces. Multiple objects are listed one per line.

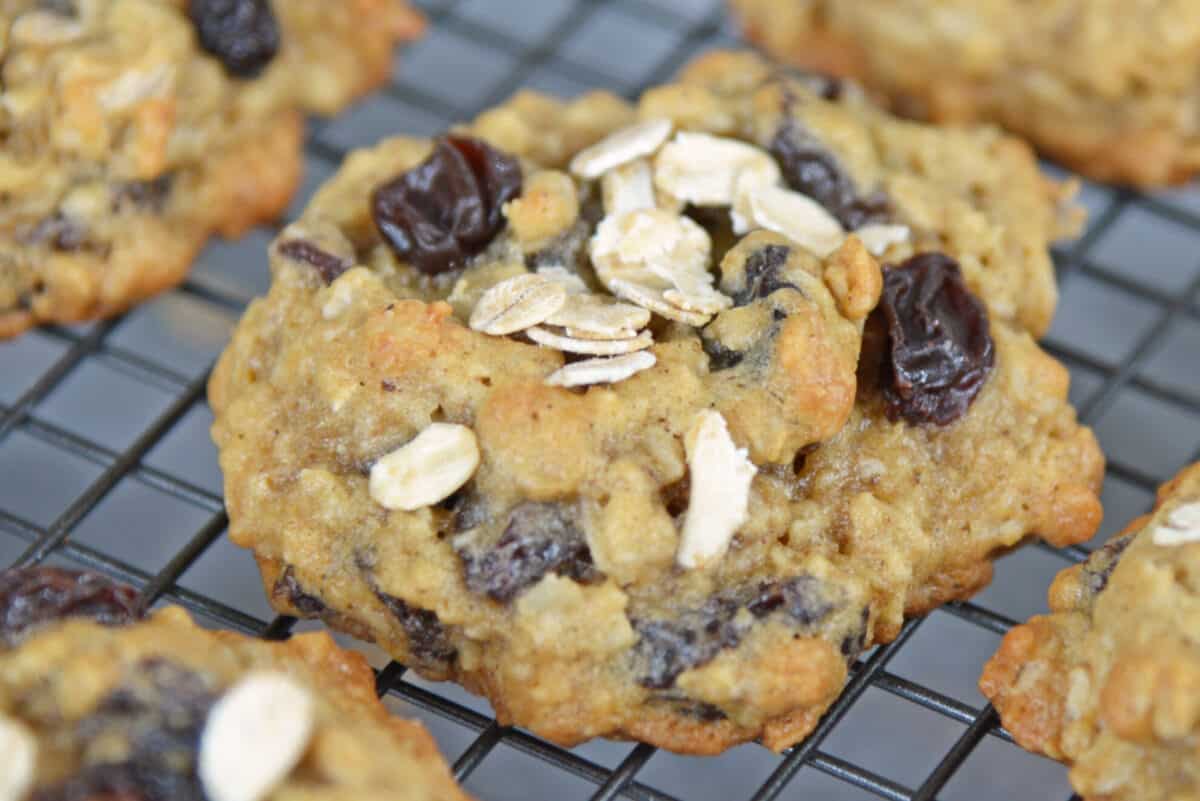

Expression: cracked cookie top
xmin=210 ymin=50 xmax=1102 ymax=754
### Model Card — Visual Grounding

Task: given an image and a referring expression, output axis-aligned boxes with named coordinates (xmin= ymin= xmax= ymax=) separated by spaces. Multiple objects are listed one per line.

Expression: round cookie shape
xmin=210 ymin=50 xmax=1103 ymax=754
xmin=982 ymin=463 xmax=1200 ymax=801
xmin=731 ymin=0 xmax=1200 ymax=187
xmin=0 ymin=581 xmax=474 ymax=801
xmin=0 ymin=0 xmax=425 ymax=339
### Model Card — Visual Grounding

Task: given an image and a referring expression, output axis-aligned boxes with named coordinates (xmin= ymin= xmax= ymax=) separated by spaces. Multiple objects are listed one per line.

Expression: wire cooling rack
xmin=3 ymin=0 xmax=1200 ymax=798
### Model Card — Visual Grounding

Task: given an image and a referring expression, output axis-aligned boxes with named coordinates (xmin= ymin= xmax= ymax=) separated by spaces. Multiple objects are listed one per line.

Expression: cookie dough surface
xmin=0 ymin=590 xmax=472 ymax=801
xmin=210 ymin=50 xmax=1102 ymax=755
xmin=0 ymin=0 xmax=424 ymax=338
xmin=982 ymin=463 xmax=1200 ymax=801
xmin=731 ymin=0 xmax=1200 ymax=187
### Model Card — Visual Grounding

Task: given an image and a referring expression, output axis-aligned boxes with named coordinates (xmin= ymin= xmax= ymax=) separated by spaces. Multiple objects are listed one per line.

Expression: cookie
xmin=209 ymin=50 xmax=1103 ymax=755
xmin=981 ymin=463 xmax=1200 ymax=801
xmin=0 ymin=566 xmax=473 ymax=801
xmin=730 ymin=0 xmax=1200 ymax=187
xmin=0 ymin=0 xmax=424 ymax=339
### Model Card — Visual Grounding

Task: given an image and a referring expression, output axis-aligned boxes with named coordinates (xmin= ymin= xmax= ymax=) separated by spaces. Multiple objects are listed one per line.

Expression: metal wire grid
xmin=1 ymin=0 xmax=1199 ymax=798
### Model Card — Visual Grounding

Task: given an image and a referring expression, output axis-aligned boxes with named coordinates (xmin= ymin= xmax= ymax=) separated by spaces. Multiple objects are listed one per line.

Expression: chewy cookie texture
xmin=730 ymin=0 xmax=1200 ymax=187
xmin=0 ymin=0 xmax=424 ymax=339
xmin=0 ymin=566 xmax=472 ymax=801
xmin=210 ymin=51 xmax=1103 ymax=754
xmin=982 ymin=464 xmax=1200 ymax=801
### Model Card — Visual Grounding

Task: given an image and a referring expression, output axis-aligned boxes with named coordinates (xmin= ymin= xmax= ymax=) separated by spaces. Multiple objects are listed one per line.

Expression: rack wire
xmin=2 ymin=0 xmax=1199 ymax=798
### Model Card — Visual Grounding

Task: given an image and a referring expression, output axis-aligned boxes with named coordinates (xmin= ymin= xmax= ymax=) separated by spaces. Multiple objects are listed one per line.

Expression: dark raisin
xmin=876 ymin=253 xmax=995 ymax=426
xmin=525 ymin=218 xmax=595 ymax=274
xmin=731 ymin=244 xmax=797 ymax=307
xmin=810 ymin=74 xmax=844 ymax=102
xmin=666 ymin=697 xmax=728 ymax=721
xmin=0 ymin=567 xmax=142 ymax=647
xmin=633 ymin=578 xmax=838 ymax=688
xmin=459 ymin=502 xmax=600 ymax=602
xmin=699 ymin=336 xmax=745 ymax=371
xmin=450 ymin=492 xmax=489 ymax=533
xmin=271 ymin=567 xmax=326 ymax=617
xmin=632 ymin=595 xmax=746 ymax=689
xmin=746 ymin=576 xmax=834 ymax=625
xmin=374 ymin=590 xmax=457 ymax=664
xmin=1083 ymin=534 xmax=1135 ymax=596
xmin=19 ymin=213 xmax=87 ymax=251
xmin=840 ymin=608 xmax=870 ymax=659
xmin=188 ymin=0 xmax=279 ymax=79
xmin=277 ymin=239 xmax=351 ymax=285
xmin=39 ymin=0 xmax=76 ymax=16
xmin=769 ymin=127 xmax=890 ymax=230
xmin=372 ymin=136 xmax=523 ymax=275
xmin=36 ymin=660 xmax=215 ymax=801
xmin=113 ymin=176 xmax=173 ymax=213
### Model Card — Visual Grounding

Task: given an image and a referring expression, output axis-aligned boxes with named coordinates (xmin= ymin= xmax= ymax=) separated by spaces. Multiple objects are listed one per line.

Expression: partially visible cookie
xmin=730 ymin=0 xmax=1200 ymax=187
xmin=0 ymin=567 xmax=473 ymax=801
xmin=0 ymin=0 xmax=424 ymax=338
xmin=210 ymin=50 xmax=1102 ymax=755
xmin=982 ymin=463 xmax=1200 ymax=801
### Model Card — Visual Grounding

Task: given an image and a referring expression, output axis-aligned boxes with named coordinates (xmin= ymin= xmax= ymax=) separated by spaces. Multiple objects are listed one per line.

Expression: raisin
xmin=372 ymin=136 xmax=523 ymax=275
xmin=840 ymin=607 xmax=870 ymax=659
xmin=1083 ymin=535 xmax=1135 ymax=596
xmin=699 ymin=337 xmax=745 ymax=372
xmin=769 ymin=127 xmax=890 ymax=230
xmin=19 ymin=213 xmax=87 ymax=251
xmin=450 ymin=491 xmax=489 ymax=533
xmin=632 ymin=596 xmax=745 ymax=689
xmin=459 ymin=502 xmax=600 ymax=603
xmin=876 ymin=253 xmax=995 ymax=426
xmin=188 ymin=0 xmax=279 ymax=79
xmin=633 ymin=577 xmax=835 ymax=688
xmin=36 ymin=660 xmax=215 ymax=801
xmin=663 ymin=697 xmax=728 ymax=721
xmin=731 ymin=244 xmax=797 ymax=307
xmin=113 ymin=176 xmax=172 ymax=213
xmin=374 ymin=590 xmax=457 ymax=664
xmin=277 ymin=239 xmax=351 ymax=285
xmin=271 ymin=567 xmax=326 ymax=617
xmin=0 ymin=567 xmax=142 ymax=647
xmin=746 ymin=576 xmax=835 ymax=625
xmin=778 ymin=65 xmax=844 ymax=101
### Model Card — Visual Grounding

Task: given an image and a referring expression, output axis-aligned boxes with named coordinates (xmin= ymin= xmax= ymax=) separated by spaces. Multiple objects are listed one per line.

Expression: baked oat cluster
xmin=982 ymin=463 xmax=1200 ymax=801
xmin=730 ymin=0 xmax=1200 ymax=187
xmin=0 ymin=0 xmax=424 ymax=338
xmin=210 ymin=51 xmax=1104 ymax=754
xmin=0 ymin=567 xmax=473 ymax=801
